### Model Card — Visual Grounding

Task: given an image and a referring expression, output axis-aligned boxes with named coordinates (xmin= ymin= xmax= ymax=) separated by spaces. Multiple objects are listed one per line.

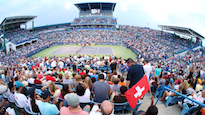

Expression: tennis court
xmin=50 ymin=46 xmax=114 ymax=55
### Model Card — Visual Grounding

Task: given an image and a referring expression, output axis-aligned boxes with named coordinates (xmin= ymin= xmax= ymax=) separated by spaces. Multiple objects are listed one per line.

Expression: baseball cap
xmin=126 ymin=58 xmax=134 ymax=63
xmin=15 ymin=81 xmax=23 ymax=88
xmin=41 ymin=90 xmax=52 ymax=99
xmin=28 ymin=87 xmax=35 ymax=97
xmin=64 ymin=93 xmax=79 ymax=108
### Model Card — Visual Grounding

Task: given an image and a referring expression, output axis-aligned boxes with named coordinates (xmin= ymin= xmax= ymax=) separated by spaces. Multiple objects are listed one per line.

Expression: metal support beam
xmin=3 ymin=24 xmax=6 ymax=54
xmin=32 ymin=21 xmax=34 ymax=34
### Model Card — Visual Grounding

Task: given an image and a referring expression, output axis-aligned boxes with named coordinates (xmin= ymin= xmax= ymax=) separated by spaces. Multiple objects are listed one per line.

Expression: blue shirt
xmin=90 ymin=75 xmax=99 ymax=81
xmin=38 ymin=101 xmax=59 ymax=115
xmin=126 ymin=64 xmax=145 ymax=88
xmin=155 ymin=68 xmax=161 ymax=77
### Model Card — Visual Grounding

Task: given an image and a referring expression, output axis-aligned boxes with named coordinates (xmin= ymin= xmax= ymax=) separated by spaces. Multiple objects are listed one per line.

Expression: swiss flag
xmin=125 ymin=75 xmax=150 ymax=109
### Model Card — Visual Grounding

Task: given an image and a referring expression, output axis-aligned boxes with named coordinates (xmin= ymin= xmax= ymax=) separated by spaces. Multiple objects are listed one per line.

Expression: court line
xmin=97 ymin=47 xmax=99 ymax=53
xmin=49 ymin=47 xmax=62 ymax=54
xmin=111 ymin=48 xmax=115 ymax=56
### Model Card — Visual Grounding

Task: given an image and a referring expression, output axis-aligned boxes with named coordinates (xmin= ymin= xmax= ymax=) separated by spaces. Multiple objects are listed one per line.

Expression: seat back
xmin=24 ymin=107 xmax=39 ymax=115
xmin=113 ymin=102 xmax=128 ymax=113
xmin=55 ymin=84 xmax=63 ymax=90
xmin=125 ymin=101 xmax=143 ymax=111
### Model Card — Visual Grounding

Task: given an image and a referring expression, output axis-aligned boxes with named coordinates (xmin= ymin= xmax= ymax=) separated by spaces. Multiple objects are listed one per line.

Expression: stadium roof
xmin=74 ymin=2 xmax=116 ymax=11
xmin=0 ymin=16 xmax=37 ymax=28
xmin=158 ymin=25 xmax=204 ymax=39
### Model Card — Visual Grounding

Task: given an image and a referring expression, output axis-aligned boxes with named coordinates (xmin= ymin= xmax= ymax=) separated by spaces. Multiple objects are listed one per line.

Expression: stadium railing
xmin=155 ymin=87 xmax=205 ymax=115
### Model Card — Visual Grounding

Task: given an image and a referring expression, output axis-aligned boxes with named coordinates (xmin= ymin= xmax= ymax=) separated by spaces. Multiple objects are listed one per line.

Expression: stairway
xmin=138 ymin=93 xmax=182 ymax=115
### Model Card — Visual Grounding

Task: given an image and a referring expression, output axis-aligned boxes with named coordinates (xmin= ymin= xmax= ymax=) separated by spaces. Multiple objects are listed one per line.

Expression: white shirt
xmin=51 ymin=61 xmax=56 ymax=67
xmin=143 ymin=63 xmax=152 ymax=80
xmin=27 ymin=78 xmax=35 ymax=84
xmin=78 ymin=88 xmax=90 ymax=102
xmin=58 ymin=61 xmax=64 ymax=68
xmin=14 ymin=92 xmax=29 ymax=108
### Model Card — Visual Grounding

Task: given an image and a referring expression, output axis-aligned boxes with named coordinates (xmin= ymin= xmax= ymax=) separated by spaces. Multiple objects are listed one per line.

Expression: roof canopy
xmin=0 ymin=16 xmax=37 ymax=29
xmin=158 ymin=25 xmax=204 ymax=39
xmin=74 ymin=2 xmax=116 ymax=11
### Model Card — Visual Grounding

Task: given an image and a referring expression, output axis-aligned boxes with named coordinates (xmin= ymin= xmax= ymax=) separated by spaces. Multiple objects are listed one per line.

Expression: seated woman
xmin=62 ymin=73 xmax=74 ymax=88
xmin=27 ymin=87 xmax=41 ymax=113
xmin=76 ymin=81 xmax=91 ymax=103
xmin=160 ymin=83 xmax=183 ymax=101
xmin=111 ymin=86 xmax=127 ymax=103
xmin=41 ymin=82 xmax=61 ymax=97
xmin=59 ymin=84 xmax=72 ymax=100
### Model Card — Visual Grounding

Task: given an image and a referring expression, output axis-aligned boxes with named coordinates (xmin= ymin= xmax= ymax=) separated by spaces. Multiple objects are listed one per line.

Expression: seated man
xmin=14 ymin=81 xmax=29 ymax=108
xmin=38 ymin=90 xmax=60 ymax=115
xmin=111 ymin=86 xmax=127 ymax=103
xmin=92 ymin=74 xmax=111 ymax=103
xmin=60 ymin=93 xmax=90 ymax=115
xmin=89 ymin=100 xmax=114 ymax=115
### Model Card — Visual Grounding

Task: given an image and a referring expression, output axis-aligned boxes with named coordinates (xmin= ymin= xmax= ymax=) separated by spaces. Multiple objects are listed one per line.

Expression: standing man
xmin=143 ymin=59 xmax=152 ymax=81
xmin=126 ymin=58 xmax=144 ymax=88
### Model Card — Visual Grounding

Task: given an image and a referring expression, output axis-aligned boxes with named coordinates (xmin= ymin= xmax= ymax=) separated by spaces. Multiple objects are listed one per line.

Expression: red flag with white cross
xmin=125 ymin=75 xmax=150 ymax=109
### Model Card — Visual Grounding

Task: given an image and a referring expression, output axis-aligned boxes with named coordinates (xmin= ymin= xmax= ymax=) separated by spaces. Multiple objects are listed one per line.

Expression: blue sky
xmin=0 ymin=0 xmax=205 ymax=45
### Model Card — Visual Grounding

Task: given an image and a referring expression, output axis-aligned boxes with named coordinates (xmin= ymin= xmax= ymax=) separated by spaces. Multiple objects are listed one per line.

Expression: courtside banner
xmin=125 ymin=75 xmax=150 ymax=109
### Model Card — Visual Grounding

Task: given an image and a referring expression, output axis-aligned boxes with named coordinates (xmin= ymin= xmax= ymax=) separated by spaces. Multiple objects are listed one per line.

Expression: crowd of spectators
xmin=5 ymin=29 xmax=36 ymax=44
xmin=0 ymin=25 xmax=205 ymax=114
xmin=72 ymin=17 xmax=117 ymax=25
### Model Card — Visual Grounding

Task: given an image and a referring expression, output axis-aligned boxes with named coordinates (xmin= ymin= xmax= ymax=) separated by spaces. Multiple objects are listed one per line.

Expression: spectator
xmin=90 ymin=71 xmax=99 ymax=81
xmin=42 ymin=82 xmax=61 ymax=97
xmin=133 ymin=96 xmax=158 ymax=115
xmin=62 ymin=73 xmax=74 ymax=88
xmin=89 ymin=100 xmax=114 ymax=115
xmin=7 ymin=82 xmax=15 ymax=102
xmin=118 ymin=76 xmax=126 ymax=86
xmin=154 ymin=65 xmax=161 ymax=77
xmin=60 ymin=84 xmax=72 ymax=99
xmin=14 ymin=81 xmax=29 ymax=108
xmin=38 ymin=90 xmax=60 ymax=115
xmin=111 ymin=86 xmax=127 ymax=103
xmin=27 ymin=87 xmax=40 ymax=113
xmin=76 ymin=82 xmax=90 ymax=102
xmin=92 ymin=74 xmax=111 ymax=103
xmin=187 ymin=66 xmax=194 ymax=79
xmin=143 ymin=59 xmax=152 ymax=80
xmin=186 ymin=82 xmax=195 ymax=94
xmin=126 ymin=58 xmax=145 ymax=88
xmin=84 ymin=77 xmax=93 ymax=90
xmin=110 ymin=78 xmax=121 ymax=93
xmin=60 ymin=93 xmax=90 ymax=115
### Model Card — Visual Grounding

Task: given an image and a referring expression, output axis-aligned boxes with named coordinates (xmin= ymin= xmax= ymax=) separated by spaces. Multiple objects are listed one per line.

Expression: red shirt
xmin=80 ymin=72 xmax=86 ymax=75
xmin=34 ymin=79 xmax=42 ymax=84
xmin=35 ymin=62 xmax=39 ymax=67
xmin=37 ymin=73 xmax=43 ymax=80
xmin=46 ymin=75 xmax=56 ymax=82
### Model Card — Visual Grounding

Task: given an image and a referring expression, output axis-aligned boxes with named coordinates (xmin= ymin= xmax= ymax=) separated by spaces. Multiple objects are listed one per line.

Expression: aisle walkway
xmin=138 ymin=93 xmax=182 ymax=115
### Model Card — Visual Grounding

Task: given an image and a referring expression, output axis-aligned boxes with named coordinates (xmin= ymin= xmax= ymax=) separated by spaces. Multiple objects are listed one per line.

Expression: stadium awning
xmin=74 ymin=2 xmax=116 ymax=11
xmin=0 ymin=16 xmax=37 ymax=29
xmin=158 ymin=25 xmax=204 ymax=39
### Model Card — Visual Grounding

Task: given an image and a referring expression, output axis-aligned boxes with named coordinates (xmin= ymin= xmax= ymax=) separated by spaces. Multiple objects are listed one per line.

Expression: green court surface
xmin=31 ymin=45 xmax=137 ymax=59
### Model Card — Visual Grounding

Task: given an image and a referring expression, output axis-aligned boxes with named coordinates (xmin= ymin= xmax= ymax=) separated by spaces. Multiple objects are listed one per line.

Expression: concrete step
xmin=138 ymin=93 xmax=182 ymax=115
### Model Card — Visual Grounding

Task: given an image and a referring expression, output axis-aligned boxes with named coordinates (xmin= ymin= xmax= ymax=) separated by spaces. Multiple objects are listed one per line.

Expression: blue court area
xmin=50 ymin=46 xmax=114 ymax=55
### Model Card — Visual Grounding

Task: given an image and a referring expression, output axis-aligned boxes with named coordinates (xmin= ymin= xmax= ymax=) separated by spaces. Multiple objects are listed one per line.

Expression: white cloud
xmin=65 ymin=2 xmax=71 ymax=10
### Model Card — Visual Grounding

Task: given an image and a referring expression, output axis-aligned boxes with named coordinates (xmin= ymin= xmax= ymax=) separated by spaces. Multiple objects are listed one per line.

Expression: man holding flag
xmin=125 ymin=58 xmax=150 ymax=109
xmin=125 ymin=58 xmax=145 ymax=88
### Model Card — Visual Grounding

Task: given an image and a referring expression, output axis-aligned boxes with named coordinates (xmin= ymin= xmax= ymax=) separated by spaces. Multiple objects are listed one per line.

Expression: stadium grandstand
xmin=71 ymin=2 xmax=117 ymax=29
xmin=0 ymin=16 xmax=37 ymax=53
xmin=0 ymin=2 xmax=205 ymax=115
